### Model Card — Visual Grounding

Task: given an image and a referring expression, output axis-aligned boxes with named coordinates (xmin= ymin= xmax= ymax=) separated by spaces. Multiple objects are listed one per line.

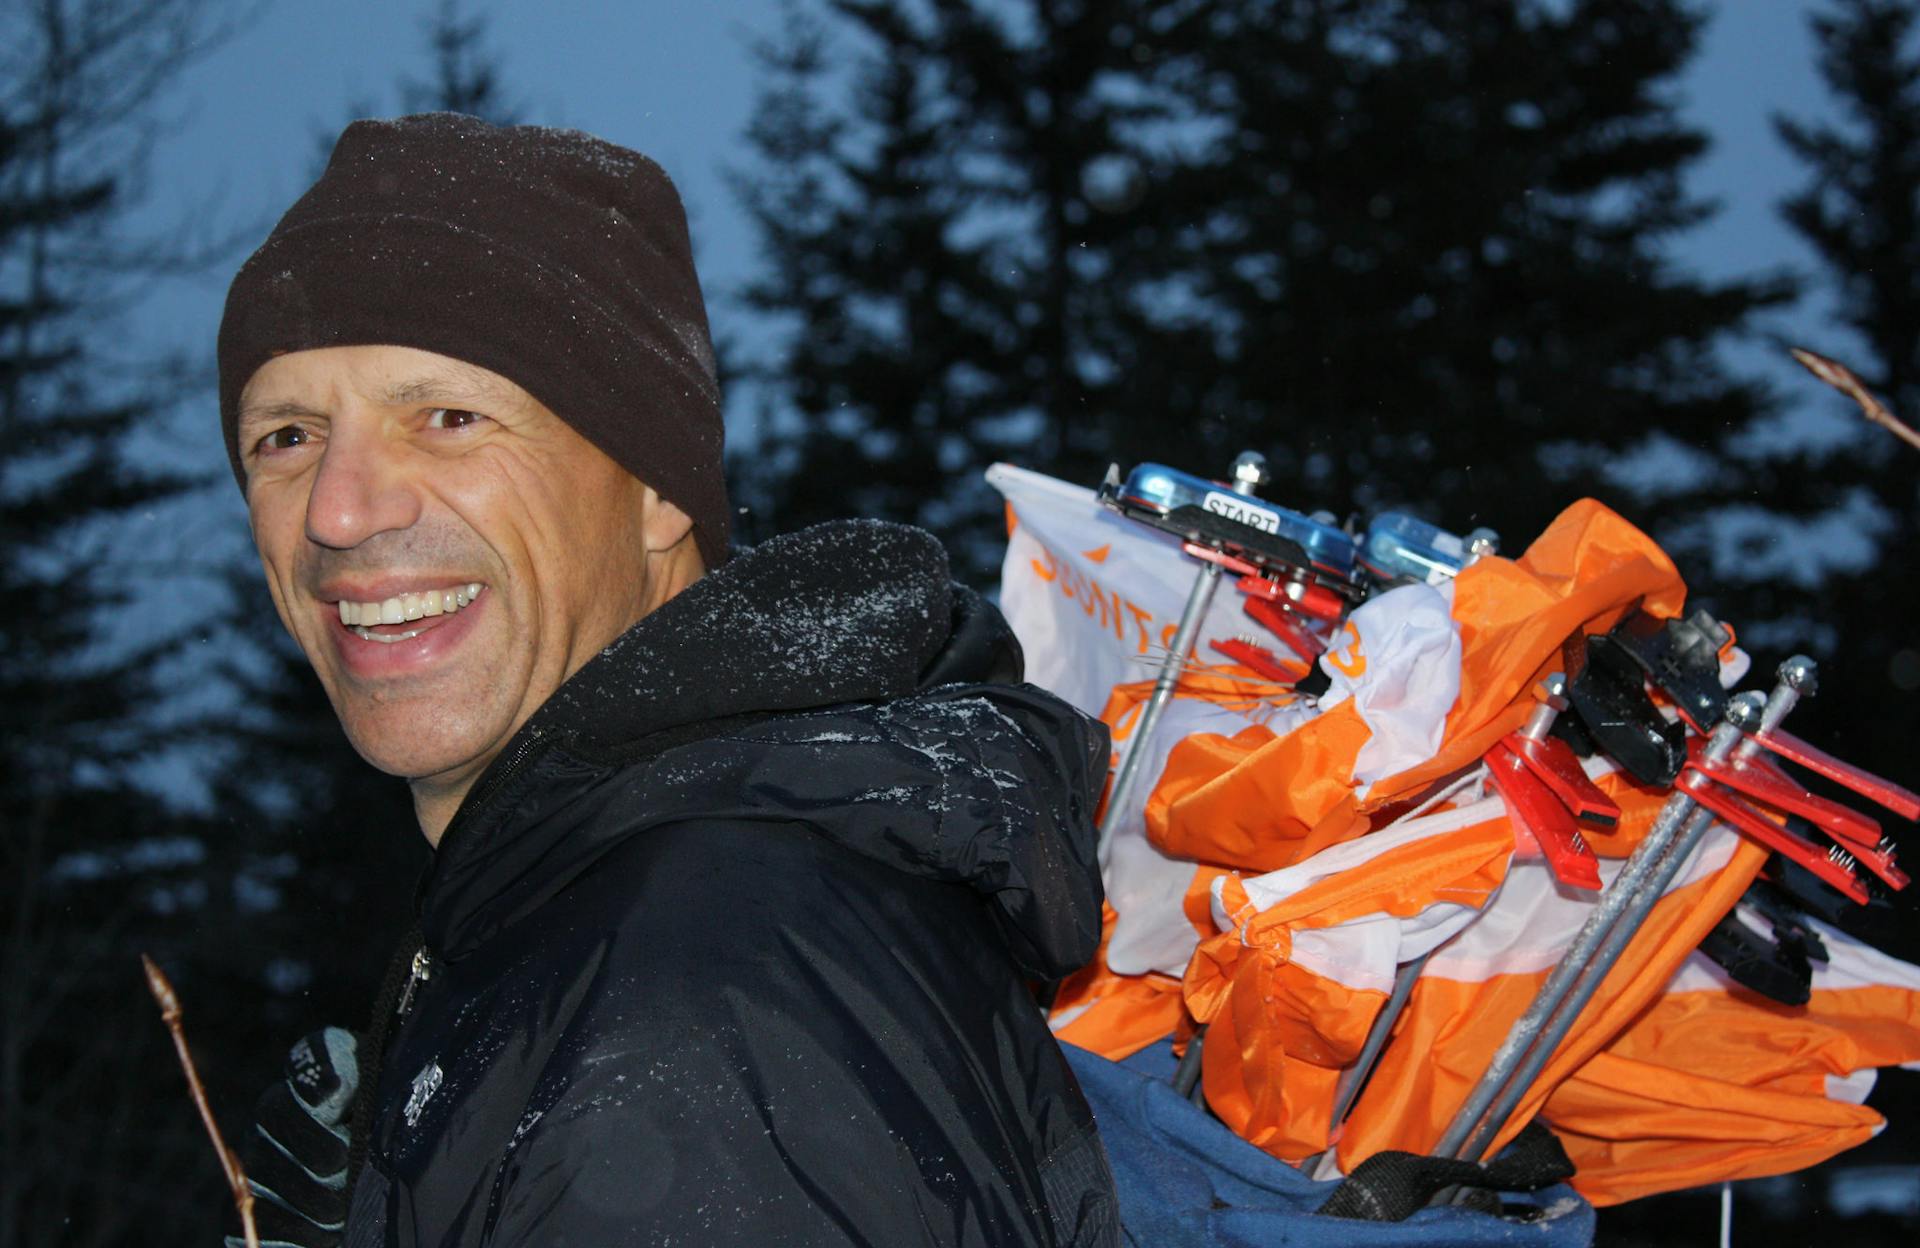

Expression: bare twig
xmin=140 ymin=955 xmax=259 ymax=1248
xmin=1790 ymin=347 xmax=1920 ymax=452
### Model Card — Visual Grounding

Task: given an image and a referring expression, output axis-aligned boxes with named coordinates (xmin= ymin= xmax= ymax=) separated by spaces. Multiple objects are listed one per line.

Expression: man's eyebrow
xmin=236 ymin=398 xmax=327 ymax=430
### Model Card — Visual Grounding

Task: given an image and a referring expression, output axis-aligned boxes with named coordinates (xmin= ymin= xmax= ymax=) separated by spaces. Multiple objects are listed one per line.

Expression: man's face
xmin=237 ymin=345 xmax=690 ymax=808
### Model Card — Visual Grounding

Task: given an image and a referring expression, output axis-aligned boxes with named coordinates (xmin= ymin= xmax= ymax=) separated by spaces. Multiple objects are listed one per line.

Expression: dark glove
xmin=226 ymin=1027 xmax=358 ymax=1248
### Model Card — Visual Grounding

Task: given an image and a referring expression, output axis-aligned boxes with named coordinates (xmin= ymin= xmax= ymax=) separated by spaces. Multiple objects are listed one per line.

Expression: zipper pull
xmin=395 ymin=946 xmax=433 ymax=1018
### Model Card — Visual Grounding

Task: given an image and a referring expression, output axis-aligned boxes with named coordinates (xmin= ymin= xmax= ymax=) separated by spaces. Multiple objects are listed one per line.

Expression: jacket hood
xmin=422 ymin=520 xmax=1105 ymax=979
xmin=525 ymin=518 xmax=1016 ymax=753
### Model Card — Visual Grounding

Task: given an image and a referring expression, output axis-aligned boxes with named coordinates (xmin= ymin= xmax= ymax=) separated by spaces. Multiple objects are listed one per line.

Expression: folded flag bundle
xmin=989 ymin=457 xmax=1920 ymax=1212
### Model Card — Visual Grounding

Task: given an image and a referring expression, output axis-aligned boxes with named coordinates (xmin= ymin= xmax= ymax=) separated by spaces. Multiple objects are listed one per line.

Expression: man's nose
xmin=304 ymin=426 xmax=422 ymax=549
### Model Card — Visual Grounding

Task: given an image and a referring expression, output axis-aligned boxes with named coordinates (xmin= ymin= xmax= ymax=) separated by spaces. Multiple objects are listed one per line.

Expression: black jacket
xmin=347 ymin=521 xmax=1120 ymax=1246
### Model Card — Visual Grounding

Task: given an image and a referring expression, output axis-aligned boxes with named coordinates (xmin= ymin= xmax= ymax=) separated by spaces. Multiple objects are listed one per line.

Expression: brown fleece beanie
xmin=218 ymin=113 xmax=731 ymax=568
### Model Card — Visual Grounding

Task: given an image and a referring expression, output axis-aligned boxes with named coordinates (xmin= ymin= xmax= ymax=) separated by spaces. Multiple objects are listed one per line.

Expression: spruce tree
xmin=731 ymin=0 xmax=1182 ymax=578
xmin=733 ymin=0 xmax=1783 ymax=581
xmin=1146 ymin=0 xmax=1787 ymax=535
xmin=0 ymin=3 xmax=256 ymax=1242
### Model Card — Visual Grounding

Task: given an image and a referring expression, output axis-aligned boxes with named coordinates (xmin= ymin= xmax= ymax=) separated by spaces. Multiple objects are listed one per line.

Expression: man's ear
xmin=640 ymin=488 xmax=695 ymax=554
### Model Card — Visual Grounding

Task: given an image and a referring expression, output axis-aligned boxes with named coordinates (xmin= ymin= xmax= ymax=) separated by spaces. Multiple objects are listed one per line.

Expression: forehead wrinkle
xmin=382 ymin=359 xmax=514 ymax=408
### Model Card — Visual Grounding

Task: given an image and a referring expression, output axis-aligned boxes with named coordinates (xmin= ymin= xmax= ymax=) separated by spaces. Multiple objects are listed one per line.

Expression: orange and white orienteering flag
xmin=991 ymin=463 xmax=1920 ymax=1204
xmin=1303 ymin=771 xmax=1768 ymax=1178
xmin=1183 ymin=786 xmax=1523 ymax=1163
xmin=994 ymin=464 xmax=1461 ymax=1055
xmin=995 ymin=466 xmax=1692 ymax=1059
xmin=1146 ymin=497 xmax=1690 ymax=877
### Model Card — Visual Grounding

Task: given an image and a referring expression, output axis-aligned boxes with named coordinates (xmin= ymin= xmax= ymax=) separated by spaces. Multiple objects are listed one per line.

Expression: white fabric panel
xmin=1426 ymin=824 xmax=1743 ymax=982
xmin=1317 ymin=581 xmax=1463 ymax=798
xmin=989 ymin=463 xmax=1273 ymax=719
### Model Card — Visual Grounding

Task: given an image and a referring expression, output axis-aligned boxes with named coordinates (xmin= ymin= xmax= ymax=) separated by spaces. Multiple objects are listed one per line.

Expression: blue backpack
xmin=1067 ymin=1041 xmax=1595 ymax=1247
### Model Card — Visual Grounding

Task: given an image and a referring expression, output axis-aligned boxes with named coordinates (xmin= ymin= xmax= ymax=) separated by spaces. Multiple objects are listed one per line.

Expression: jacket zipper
xmin=396 ymin=732 xmax=553 ymax=1023
xmin=395 ymin=945 xmax=433 ymax=1018
xmin=431 ymin=730 xmax=556 ymax=865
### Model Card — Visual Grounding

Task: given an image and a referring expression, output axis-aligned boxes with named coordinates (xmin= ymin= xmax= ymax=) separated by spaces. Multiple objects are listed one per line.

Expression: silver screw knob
xmin=1726 ymin=690 xmax=1767 ymax=731
xmin=1779 ymin=654 xmax=1818 ymax=696
xmin=1231 ymin=451 xmax=1270 ymax=496
xmin=1520 ymin=671 xmax=1569 ymax=740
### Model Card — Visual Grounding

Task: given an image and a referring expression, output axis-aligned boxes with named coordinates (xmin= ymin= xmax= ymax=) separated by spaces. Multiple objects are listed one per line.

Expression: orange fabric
xmin=1146 ymin=709 xmax=1374 ymax=873
xmin=1154 ymin=500 xmax=1689 ymax=865
xmin=1545 ymin=977 xmax=1920 ymax=1203
xmin=1182 ymin=815 xmax=1516 ymax=1161
xmin=1333 ymin=837 xmax=1768 ymax=1170
xmin=1606 ymin=980 xmax=1920 ymax=1088
xmin=1182 ymin=864 xmax=1236 ymax=949
xmin=1545 ymin=1050 xmax=1882 ymax=1205
xmin=1198 ymin=953 xmax=1384 ymax=1160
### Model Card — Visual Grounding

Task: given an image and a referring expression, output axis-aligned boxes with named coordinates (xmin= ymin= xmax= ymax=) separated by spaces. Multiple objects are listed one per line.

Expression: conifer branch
xmin=1790 ymin=347 xmax=1920 ymax=452
xmin=140 ymin=955 xmax=259 ymax=1248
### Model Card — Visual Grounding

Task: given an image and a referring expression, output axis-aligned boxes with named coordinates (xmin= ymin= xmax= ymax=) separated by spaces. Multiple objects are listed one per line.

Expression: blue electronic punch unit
xmin=1360 ymin=511 xmax=1499 ymax=586
xmin=1098 ymin=460 xmax=1362 ymax=602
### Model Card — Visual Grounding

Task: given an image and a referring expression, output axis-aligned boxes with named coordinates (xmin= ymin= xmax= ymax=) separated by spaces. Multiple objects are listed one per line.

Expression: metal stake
xmin=1096 ymin=558 xmax=1221 ymax=861
xmin=1302 ymin=949 xmax=1433 ymax=1175
xmin=1432 ymin=712 xmax=1734 ymax=1159
xmin=1329 ymin=950 xmax=1432 ymax=1131
xmin=1096 ymin=451 xmax=1272 ymax=862
xmin=1444 ymin=658 xmax=1816 ymax=1163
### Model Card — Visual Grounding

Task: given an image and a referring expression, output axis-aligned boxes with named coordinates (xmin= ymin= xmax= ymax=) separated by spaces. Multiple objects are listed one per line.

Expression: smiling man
xmin=218 ymin=114 xmax=1117 ymax=1247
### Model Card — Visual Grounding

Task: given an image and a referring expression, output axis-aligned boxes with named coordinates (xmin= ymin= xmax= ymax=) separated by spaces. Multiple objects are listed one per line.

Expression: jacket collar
xmin=417 ymin=520 xmax=1019 ymax=957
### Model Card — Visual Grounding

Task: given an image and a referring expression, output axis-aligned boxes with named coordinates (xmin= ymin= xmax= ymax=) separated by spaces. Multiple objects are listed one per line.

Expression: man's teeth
xmin=354 ymin=625 xmax=426 ymax=644
xmin=338 ymin=583 xmax=484 ymax=629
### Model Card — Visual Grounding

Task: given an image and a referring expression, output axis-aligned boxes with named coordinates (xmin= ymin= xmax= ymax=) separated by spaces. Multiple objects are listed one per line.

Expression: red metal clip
xmin=1502 ymin=733 xmax=1622 ymax=828
xmin=1679 ymin=764 xmax=1873 ymax=904
xmin=1243 ymin=596 xmax=1329 ymax=663
xmin=1692 ymin=743 xmax=1882 ymax=850
xmin=1208 ymin=637 xmax=1311 ymax=684
xmin=1237 ymin=575 xmax=1347 ymax=622
xmin=1748 ymin=727 xmax=1920 ymax=823
xmin=1686 ymin=739 xmax=1906 ymax=893
xmin=1484 ymin=741 xmax=1603 ymax=890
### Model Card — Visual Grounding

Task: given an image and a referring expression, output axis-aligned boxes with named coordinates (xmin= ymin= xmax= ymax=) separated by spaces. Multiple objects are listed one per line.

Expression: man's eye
xmin=255 ymin=426 xmax=310 ymax=454
xmin=425 ymin=408 xmax=486 ymax=430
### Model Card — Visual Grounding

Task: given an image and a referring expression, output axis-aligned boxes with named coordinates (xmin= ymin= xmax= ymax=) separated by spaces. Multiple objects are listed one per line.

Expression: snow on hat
xmin=217 ymin=112 xmax=731 ymax=568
